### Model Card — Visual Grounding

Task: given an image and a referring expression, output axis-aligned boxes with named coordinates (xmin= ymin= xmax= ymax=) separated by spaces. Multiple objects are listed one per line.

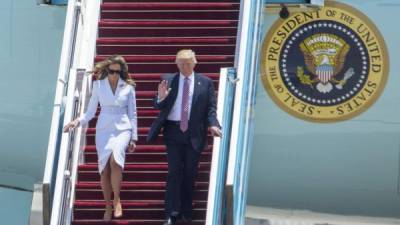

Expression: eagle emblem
xmin=297 ymin=33 xmax=354 ymax=93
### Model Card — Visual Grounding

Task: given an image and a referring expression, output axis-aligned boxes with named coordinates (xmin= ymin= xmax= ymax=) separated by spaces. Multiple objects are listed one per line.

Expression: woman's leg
xmin=110 ymin=154 xmax=123 ymax=218
xmin=100 ymin=160 xmax=112 ymax=220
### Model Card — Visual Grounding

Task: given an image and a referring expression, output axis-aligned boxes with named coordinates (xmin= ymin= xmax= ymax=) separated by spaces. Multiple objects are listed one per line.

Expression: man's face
xmin=176 ymin=58 xmax=196 ymax=76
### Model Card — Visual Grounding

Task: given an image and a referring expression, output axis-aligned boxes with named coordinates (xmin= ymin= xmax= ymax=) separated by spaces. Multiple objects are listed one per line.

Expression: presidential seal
xmin=261 ymin=1 xmax=389 ymax=122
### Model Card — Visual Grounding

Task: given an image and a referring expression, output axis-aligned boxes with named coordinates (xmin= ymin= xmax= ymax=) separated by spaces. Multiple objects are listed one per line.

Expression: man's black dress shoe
xmin=163 ymin=216 xmax=177 ymax=225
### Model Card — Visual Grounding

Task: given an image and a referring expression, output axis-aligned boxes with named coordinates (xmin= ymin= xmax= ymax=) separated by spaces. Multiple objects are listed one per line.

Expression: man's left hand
xmin=210 ymin=126 xmax=222 ymax=137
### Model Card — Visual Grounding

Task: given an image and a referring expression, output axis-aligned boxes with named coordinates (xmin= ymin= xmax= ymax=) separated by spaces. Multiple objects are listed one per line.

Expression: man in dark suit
xmin=147 ymin=49 xmax=222 ymax=225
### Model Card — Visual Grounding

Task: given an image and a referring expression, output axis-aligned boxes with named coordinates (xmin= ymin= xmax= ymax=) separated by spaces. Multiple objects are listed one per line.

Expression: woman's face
xmin=107 ymin=63 xmax=121 ymax=81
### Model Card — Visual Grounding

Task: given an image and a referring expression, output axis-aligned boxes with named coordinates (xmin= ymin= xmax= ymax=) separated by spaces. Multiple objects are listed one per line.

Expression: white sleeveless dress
xmin=79 ymin=78 xmax=138 ymax=174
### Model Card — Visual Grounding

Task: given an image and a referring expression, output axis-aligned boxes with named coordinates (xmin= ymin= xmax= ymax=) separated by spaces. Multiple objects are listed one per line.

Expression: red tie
xmin=180 ymin=77 xmax=190 ymax=132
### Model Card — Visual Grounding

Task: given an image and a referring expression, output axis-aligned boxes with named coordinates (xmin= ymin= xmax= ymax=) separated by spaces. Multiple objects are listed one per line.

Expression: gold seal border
xmin=260 ymin=0 xmax=389 ymax=123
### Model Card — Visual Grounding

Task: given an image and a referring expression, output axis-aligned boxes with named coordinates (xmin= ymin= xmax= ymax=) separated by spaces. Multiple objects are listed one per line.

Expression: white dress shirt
xmin=167 ymin=73 xmax=195 ymax=121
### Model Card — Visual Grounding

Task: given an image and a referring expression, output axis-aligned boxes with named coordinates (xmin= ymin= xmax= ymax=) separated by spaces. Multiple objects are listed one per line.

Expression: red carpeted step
xmin=77 ymin=164 xmax=211 ymax=173
xmin=83 ymin=152 xmax=212 ymax=164
xmin=78 ymin=170 xmax=210 ymax=182
xmin=136 ymin=109 xmax=159 ymax=116
xmin=74 ymin=208 xmax=205 ymax=220
xmin=130 ymin=81 xmax=156 ymax=93
xmin=99 ymin=27 xmax=237 ymax=38
xmin=74 ymin=199 xmax=207 ymax=209
xmin=97 ymin=37 xmax=236 ymax=45
xmin=78 ymin=163 xmax=211 ymax=172
xmin=134 ymin=91 xmax=156 ymax=98
xmin=96 ymin=55 xmax=234 ymax=63
xmin=75 ymin=189 xmax=208 ymax=200
xmin=129 ymin=72 xmax=220 ymax=81
xmin=101 ymin=3 xmax=239 ymax=10
xmin=83 ymin=144 xmax=213 ymax=153
xmin=99 ymin=20 xmax=238 ymax=28
xmin=101 ymin=11 xmax=238 ymax=20
xmin=136 ymin=99 xmax=154 ymax=108
xmin=75 ymin=181 xmax=209 ymax=190
xmin=96 ymin=37 xmax=237 ymax=57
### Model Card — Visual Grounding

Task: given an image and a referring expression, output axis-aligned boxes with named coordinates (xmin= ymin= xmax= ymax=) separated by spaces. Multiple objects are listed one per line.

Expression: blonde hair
xmin=175 ymin=49 xmax=197 ymax=64
xmin=92 ymin=55 xmax=135 ymax=86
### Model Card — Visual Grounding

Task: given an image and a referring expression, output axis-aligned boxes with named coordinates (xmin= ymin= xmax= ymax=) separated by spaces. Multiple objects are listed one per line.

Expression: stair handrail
xmin=62 ymin=0 xmax=102 ymax=223
xmin=43 ymin=0 xmax=81 ymax=199
xmin=205 ymin=1 xmax=263 ymax=224
xmin=49 ymin=0 xmax=101 ymax=224
xmin=206 ymin=68 xmax=237 ymax=225
xmin=225 ymin=0 xmax=264 ymax=225
xmin=38 ymin=1 xmax=83 ymax=225
xmin=49 ymin=68 xmax=80 ymax=225
xmin=39 ymin=0 xmax=101 ymax=224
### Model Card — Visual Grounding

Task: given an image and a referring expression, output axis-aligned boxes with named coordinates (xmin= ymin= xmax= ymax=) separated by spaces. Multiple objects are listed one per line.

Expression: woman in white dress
xmin=63 ymin=55 xmax=138 ymax=220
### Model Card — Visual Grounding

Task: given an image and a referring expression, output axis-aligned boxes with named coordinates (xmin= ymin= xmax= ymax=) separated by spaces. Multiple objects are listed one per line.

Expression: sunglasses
xmin=108 ymin=69 xmax=121 ymax=75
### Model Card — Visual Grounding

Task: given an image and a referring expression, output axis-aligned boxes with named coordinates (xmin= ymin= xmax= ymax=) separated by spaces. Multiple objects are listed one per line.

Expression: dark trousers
xmin=163 ymin=121 xmax=201 ymax=217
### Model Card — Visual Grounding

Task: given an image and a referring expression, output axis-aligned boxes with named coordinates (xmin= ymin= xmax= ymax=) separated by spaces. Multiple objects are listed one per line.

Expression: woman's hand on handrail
xmin=63 ymin=119 xmax=80 ymax=132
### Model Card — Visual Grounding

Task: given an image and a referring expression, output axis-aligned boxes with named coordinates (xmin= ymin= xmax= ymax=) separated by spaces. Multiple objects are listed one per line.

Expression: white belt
xmin=101 ymin=106 xmax=127 ymax=114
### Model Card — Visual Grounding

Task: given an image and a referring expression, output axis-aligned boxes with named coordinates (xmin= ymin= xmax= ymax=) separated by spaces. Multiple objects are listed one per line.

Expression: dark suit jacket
xmin=146 ymin=72 xmax=220 ymax=152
